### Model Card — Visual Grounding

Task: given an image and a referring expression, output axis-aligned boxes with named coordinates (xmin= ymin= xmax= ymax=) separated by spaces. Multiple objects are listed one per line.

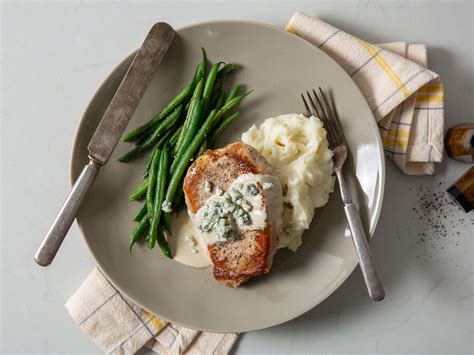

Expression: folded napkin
xmin=66 ymin=14 xmax=445 ymax=355
xmin=286 ymin=12 xmax=444 ymax=175
xmin=66 ymin=268 xmax=238 ymax=354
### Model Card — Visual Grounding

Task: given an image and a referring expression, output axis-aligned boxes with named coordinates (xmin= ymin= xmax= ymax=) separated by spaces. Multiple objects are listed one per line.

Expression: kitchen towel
xmin=66 ymin=268 xmax=238 ymax=354
xmin=286 ymin=12 xmax=444 ymax=175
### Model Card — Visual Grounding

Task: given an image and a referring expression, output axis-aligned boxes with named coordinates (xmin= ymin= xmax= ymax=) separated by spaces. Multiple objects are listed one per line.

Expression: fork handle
xmin=336 ymin=170 xmax=385 ymax=301
xmin=343 ymin=202 xmax=385 ymax=301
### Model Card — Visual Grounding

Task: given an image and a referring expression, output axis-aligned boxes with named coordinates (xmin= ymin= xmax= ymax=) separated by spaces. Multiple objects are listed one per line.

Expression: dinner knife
xmin=35 ymin=22 xmax=175 ymax=266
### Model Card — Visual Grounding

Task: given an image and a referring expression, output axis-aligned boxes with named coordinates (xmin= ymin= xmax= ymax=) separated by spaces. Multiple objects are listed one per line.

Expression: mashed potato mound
xmin=242 ymin=113 xmax=335 ymax=251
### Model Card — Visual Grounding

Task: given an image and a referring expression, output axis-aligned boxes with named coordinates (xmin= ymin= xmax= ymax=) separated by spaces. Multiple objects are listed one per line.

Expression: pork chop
xmin=183 ymin=142 xmax=282 ymax=287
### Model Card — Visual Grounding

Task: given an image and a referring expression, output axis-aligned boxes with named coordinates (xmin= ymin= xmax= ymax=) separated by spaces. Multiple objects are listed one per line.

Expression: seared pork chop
xmin=183 ymin=142 xmax=282 ymax=287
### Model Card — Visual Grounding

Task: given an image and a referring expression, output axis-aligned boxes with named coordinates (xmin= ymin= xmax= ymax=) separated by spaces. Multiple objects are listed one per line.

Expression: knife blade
xmin=35 ymin=22 xmax=175 ymax=266
xmin=88 ymin=22 xmax=175 ymax=164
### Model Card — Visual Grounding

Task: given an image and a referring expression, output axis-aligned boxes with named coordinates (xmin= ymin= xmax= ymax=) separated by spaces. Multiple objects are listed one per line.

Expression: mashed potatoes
xmin=242 ymin=113 xmax=335 ymax=251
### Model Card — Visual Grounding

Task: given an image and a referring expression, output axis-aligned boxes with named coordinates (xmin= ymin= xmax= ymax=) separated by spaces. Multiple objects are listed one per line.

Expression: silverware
xmin=35 ymin=23 xmax=175 ymax=266
xmin=302 ymin=88 xmax=385 ymax=301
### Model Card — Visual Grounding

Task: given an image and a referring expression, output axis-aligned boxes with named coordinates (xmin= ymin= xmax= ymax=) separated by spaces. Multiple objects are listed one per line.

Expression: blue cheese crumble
xmin=263 ymin=182 xmax=274 ymax=190
xmin=161 ymin=200 xmax=172 ymax=213
xmin=197 ymin=184 xmax=257 ymax=241
xmin=185 ymin=235 xmax=198 ymax=254
xmin=204 ymin=180 xmax=212 ymax=193
xmin=245 ymin=183 xmax=259 ymax=195
xmin=191 ymin=173 xmax=282 ymax=247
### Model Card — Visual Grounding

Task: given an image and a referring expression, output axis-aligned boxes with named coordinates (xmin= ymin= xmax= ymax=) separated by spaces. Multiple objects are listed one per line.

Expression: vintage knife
xmin=35 ymin=22 xmax=175 ymax=266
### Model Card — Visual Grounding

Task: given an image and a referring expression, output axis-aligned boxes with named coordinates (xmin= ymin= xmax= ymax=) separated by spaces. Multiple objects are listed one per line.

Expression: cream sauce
xmin=166 ymin=212 xmax=212 ymax=268
xmin=190 ymin=173 xmax=283 ymax=247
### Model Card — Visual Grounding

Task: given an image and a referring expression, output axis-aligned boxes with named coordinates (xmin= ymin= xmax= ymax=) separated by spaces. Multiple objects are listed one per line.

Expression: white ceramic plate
xmin=71 ymin=20 xmax=385 ymax=332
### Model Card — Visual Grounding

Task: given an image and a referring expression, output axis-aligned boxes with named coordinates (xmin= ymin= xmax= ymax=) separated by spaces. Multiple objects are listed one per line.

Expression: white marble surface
xmin=1 ymin=1 xmax=473 ymax=354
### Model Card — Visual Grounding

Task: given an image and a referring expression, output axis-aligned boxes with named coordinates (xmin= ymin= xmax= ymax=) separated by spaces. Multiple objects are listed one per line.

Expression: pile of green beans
xmin=121 ymin=49 xmax=248 ymax=257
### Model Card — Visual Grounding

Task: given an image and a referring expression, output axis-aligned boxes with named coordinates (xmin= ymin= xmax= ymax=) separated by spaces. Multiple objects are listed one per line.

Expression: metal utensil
xmin=302 ymin=88 xmax=385 ymax=301
xmin=35 ymin=23 xmax=175 ymax=266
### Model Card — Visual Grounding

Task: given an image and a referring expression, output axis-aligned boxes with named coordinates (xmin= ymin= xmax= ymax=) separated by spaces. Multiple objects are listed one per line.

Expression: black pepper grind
xmin=447 ymin=167 xmax=474 ymax=213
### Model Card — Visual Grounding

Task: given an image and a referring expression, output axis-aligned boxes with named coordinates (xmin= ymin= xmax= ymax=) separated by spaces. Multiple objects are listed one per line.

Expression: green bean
xmin=212 ymin=78 xmax=223 ymax=96
xmin=211 ymin=63 xmax=234 ymax=97
xmin=176 ymin=93 xmax=251 ymax=167
xmin=169 ymin=92 xmax=250 ymax=196
xmin=119 ymin=146 xmax=144 ymax=163
xmin=170 ymin=82 xmax=205 ymax=173
xmin=142 ymin=150 xmax=154 ymax=178
xmin=195 ymin=92 xmax=246 ymax=156
xmin=119 ymin=126 xmax=173 ymax=163
xmin=168 ymin=126 xmax=182 ymax=148
xmin=164 ymin=110 xmax=219 ymax=209
xmin=208 ymin=89 xmax=222 ymax=109
xmin=155 ymin=147 xmax=171 ymax=222
xmin=173 ymin=182 xmax=185 ymax=207
xmin=210 ymin=92 xmax=250 ymax=131
xmin=208 ymin=112 xmax=239 ymax=148
xmin=174 ymin=89 xmax=197 ymax=155
xmin=132 ymin=203 xmax=147 ymax=222
xmin=156 ymin=227 xmax=171 ymax=258
xmin=129 ymin=215 xmax=149 ymax=252
xmin=162 ymin=211 xmax=171 ymax=231
xmin=123 ymin=89 xmax=191 ymax=143
xmin=174 ymin=196 xmax=185 ymax=211
xmin=171 ymin=59 xmax=204 ymax=159
xmin=134 ymin=126 xmax=175 ymax=185
xmin=198 ymin=99 xmax=238 ymax=151
xmin=197 ymin=139 xmax=207 ymax=157
xmin=215 ymin=91 xmax=227 ymax=110
xmin=118 ymin=112 xmax=181 ymax=163
xmin=136 ymin=117 xmax=174 ymax=146
xmin=201 ymin=63 xmax=221 ymax=114
xmin=122 ymin=49 xmax=206 ymax=143
xmin=173 ymin=79 xmax=204 ymax=157
xmin=134 ymin=122 xmax=159 ymax=146
xmin=123 ymin=48 xmax=207 ymax=142
xmin=141 ymin=106 xmax=182 ymax=149
xmin=217 ymin=63 xmax=235 ymax=78
xmin=225 ymin=84 xmax=240 ymax=104
xmin=148 ymin=147 xmax=169 ymax=249
xmin=184 ymin=100 xmax=191 ymax=112
xmin=195 ymin=48 xmax=207 ymax=83
xmin=146 ymin=148 xmax=161 ymax=221
xmin=129 ymin=178 xmax=148 ymax=201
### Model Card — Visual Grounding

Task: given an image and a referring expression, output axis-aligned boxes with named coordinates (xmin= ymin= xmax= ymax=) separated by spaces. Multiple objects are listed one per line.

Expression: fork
xmin=302 ymin=88 xmax=385 ymax=301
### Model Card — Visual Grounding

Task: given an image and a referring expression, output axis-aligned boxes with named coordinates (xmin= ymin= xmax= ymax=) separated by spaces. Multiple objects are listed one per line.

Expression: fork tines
xmin=301 ymin=88 xmax=346 ymax=148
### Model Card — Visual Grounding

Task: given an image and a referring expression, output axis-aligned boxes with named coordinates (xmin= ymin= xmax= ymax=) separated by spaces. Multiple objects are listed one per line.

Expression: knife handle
xmin=35 ymin=159 xmax=101 ymax=266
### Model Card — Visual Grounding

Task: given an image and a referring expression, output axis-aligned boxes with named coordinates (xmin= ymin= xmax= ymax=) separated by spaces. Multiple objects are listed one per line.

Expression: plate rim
xmin=70 ymin=19 xmax=386 ymax=332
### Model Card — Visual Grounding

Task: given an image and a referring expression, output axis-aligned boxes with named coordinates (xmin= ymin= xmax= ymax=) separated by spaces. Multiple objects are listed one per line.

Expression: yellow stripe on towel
xmin=384 ymin=138 xmax=409 ymax=148
xmin=358 ymin=39 xmax=411 ymax=97
xmin=386 ymin=128 xmax=410 ymax=139
xmin=285 ymin=23 xmax=299 ymax=35
xmin=416 ymin=95 xmax=444 ymax=103
xmin=141 ymin=309 xmax=166 ymax=332
xmin=384 ymin=127 xmax=410 ymax=149
xmin=418 ymin=84 xmax=444 ymax=94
